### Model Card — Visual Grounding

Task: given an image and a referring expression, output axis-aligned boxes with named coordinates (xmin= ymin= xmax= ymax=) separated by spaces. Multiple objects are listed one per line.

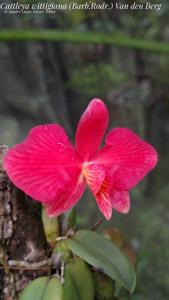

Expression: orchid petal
xmin=4 ymin=124 xmax=82 ymax=205
xmin=75 ymin=98 xmax=109 ymax=160
xmin=94 ymin=128 xmax=158 ymax=190
xmin=94 ymin=175 xmax=112 ymax=220
xmin=111 ymin=190 xmax=130 ymax=213
xmin=95 ymin=177 xmax=112 ymax=220
xmin=46 ymin=175 xmax=86 ymax=216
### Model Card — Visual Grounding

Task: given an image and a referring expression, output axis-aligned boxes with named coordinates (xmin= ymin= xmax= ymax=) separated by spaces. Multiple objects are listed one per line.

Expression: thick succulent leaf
xmin=19 ymin=276 xmax=49 ymax=300
xmin=42 ymin=277 xmax=62 ymax=300
xmin=19 ymin=276 xmax=63 ymax=300
xmin=63 ymin=265 xmax=80 ymax=300
xmin=65 ymin=258 xmax=95 ymax=300
xmin=65 ymin=230 xmax=136 ymax=292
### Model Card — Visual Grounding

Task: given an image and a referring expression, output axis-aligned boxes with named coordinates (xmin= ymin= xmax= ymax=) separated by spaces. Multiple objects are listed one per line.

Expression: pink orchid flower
xmin=4 ymin=99 xmax=158 ymax=220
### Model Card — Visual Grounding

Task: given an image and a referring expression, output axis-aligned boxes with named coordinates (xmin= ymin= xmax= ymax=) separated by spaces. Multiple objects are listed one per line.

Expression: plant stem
xmin=0 ymin=30 xmax=168 ymax=54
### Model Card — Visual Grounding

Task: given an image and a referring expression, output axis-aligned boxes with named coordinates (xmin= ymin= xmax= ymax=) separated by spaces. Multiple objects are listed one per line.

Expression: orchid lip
xmin=81 ymin=161 xmax=93 ymax=177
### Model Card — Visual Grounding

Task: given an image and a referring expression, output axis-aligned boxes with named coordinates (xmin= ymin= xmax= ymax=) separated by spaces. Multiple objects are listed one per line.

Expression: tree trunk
xmin=0 ymin=145 xmax=48 ymax=300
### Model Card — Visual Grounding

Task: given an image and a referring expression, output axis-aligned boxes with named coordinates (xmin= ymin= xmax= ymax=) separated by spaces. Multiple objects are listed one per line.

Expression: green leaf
xmin=41 ymin=206 xmax=60 ymax=246
xmin=63 ymin=268 xmax=79 ymax=300
xmin=67 ymin=207 xmax=77 ymax=228
xmin=19 ymin=276 xmax=63 ymax=300
xmin=136 ymin=254 xmax=149 ymax=276
xmin=65 ymin=258 xmax=95 ymax=300
xmin=19 ymin=276 xmax=49 ymax=300
xmin=65 ymin=230 xmax=136 ymax=292
xmin=42 ymin=277 xmax=62 ymax=300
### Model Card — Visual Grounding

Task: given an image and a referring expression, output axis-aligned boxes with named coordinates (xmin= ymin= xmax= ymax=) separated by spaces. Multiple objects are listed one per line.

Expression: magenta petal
xmin=95 ymin=128 xmax=158 ymax=190
xmin=83 ymin=163 xmax=105 ymax=194
xmin=94 ymin=175 xmax=112 ymax=220
xmin=82 ymin=163 xmax=112 ymax=219
xmin=111 ymin=189 xmax=130 ymax=213
xmin=95 ymin=189 xmax=112 ymax=220
xmin=4 ymin=124 xmax=82 ymax=204
xmin=75 ymin=98 xmax=109 ymax=160
xmin=46 ymin=176 xmax=86 ymax=216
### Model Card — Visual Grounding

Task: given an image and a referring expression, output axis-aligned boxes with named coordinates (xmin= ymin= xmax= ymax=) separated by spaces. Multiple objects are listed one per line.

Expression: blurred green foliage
xmin=67 ymin=63 xmax=127 ymax=98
